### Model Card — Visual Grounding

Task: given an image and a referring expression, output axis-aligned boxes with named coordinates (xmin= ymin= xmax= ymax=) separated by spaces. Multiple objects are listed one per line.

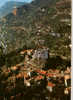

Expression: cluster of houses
xmin=10 ymin=59 xmax=71 ymax=95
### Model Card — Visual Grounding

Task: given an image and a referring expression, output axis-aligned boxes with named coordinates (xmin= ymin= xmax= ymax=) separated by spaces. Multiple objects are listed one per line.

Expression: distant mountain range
xmin=0 ymin=1 xmax=25 ymax=18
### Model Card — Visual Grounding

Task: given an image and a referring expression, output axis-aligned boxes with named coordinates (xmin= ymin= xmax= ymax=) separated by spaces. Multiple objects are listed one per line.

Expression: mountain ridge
xmin=0 ymin=1 xmax=26 ymax=18
xmin=0 ymin=0 xmax=71 ymax=59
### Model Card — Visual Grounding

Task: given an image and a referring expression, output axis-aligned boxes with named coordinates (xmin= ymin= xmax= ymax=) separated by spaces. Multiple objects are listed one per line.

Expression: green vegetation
xmin=0 ymin=0 xmax=71 ymax=100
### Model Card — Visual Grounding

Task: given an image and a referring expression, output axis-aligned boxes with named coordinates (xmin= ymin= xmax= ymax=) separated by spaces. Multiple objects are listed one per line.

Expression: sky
xmin=0 ymin=0 xmax=33 ymax=7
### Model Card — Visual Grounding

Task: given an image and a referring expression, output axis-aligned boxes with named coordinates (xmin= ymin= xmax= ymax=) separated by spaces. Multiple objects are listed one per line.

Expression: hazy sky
xmin=0 ymin=0 xmax=33 ymax=7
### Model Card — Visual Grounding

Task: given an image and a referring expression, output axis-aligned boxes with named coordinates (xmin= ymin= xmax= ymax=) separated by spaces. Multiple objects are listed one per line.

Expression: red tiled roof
xmin=36 ymin=70 xmax=46 ymax=75
xmin=46 ymin=73 xmax=54 ymax=77
xmin=35 ymin=75 xmax=43 ymax=80
xmin=48 ymin=82 xmax=55 ymax=87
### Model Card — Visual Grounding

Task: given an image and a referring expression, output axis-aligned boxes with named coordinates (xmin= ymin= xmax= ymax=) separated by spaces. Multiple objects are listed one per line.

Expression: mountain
xmin=0 ymin=1 xmax=25 ymax=18
xmin=0 ymin=0 xmax=71 ymax=59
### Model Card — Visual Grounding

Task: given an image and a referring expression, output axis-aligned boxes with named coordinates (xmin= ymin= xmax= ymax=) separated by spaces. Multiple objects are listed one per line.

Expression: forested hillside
xmin=0 ymin=0 xmax=71 ymax=100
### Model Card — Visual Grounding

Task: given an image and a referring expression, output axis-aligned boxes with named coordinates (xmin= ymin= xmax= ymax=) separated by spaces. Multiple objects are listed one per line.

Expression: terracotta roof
xmin=47 ymin=82 xmax=55 ymax=87
xmin=36 ymin=70 xmax=46 ymax=75
xmin=46 ymin=73 xmax=54 ymax=77
xmin=35 ymin=75 xmax=43 ymax=80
